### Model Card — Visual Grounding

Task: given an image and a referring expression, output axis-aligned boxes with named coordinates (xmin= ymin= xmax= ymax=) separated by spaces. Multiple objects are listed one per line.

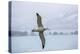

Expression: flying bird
xmin=32 ymin=13 xmax=48 ymax=49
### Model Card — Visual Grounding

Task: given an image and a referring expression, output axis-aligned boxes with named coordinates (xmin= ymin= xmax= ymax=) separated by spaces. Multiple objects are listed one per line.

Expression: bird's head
xmin=44 ymin=28 xmax=49 ymax=31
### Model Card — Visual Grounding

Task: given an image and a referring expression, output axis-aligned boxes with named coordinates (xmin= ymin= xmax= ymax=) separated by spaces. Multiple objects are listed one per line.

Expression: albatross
xmin=32 ymin=13 xmax=48 ymax=49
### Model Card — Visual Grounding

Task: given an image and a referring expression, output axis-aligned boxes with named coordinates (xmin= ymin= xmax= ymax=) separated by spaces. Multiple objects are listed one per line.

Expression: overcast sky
xmin=11 ymin=1 xmax=78 ymax=31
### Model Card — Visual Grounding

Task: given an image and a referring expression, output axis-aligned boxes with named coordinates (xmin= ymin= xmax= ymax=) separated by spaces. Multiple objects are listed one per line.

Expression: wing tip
xmin=36 ymin=12 xmax=39 ymax=16
xmin=42 ymin=45 xmax=45 ymax=49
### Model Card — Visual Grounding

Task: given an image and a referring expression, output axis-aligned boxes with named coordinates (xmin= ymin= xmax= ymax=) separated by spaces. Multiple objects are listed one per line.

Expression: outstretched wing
xmin=36 ymin=13 xmax=43 ymax=27
xmin=39 ymin=31 xmax=45 ymax=49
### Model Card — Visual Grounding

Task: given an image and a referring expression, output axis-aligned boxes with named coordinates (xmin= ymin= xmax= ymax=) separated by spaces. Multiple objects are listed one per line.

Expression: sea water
xmin=11 ymin=35 xmax=78 ymax=53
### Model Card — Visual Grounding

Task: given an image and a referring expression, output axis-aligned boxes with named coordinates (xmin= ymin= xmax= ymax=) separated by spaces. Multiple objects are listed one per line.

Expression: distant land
xmin=9 ymin=30 xmax=78 ymax=36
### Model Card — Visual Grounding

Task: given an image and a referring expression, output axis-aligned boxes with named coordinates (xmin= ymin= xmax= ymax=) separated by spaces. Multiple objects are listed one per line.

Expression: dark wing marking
xmin=36 ymin=13 xmax=43 ymax=27
xmin=39 ymin=31 xmax=45 ymax=49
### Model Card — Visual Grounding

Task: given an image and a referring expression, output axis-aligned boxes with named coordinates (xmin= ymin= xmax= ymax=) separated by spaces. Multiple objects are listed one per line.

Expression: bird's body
xmin=32 ymin=27 xmax=46 ymax=32
xmin=32 ymin=13 xmax=48 ymax=49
